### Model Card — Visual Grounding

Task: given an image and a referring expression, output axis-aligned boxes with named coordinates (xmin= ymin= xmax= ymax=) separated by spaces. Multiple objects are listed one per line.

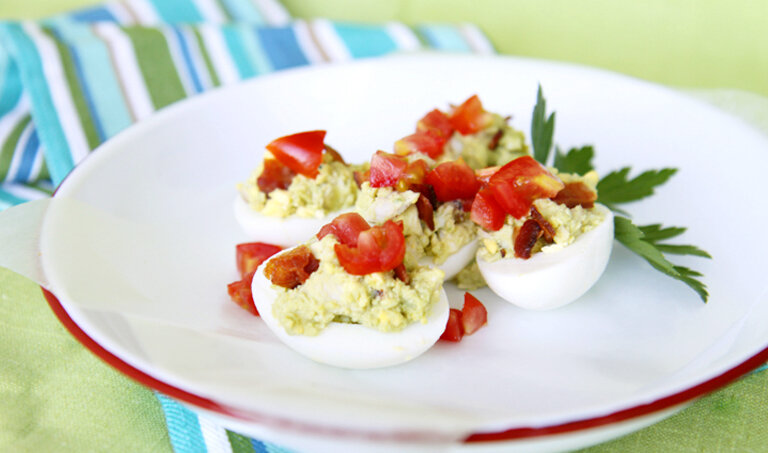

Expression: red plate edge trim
xmin=42 ymin=286 xmax=768 ymax=443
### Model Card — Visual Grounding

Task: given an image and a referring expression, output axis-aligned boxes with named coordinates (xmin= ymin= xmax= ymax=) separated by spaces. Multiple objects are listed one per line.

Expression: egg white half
xmin=233 ymin=196 xmax=344 ymax=247
xmin=477 ymin=204 xmax=614 ymax=310
xmin=419 ymin=238 xmax=478 ymax=281
xmin=251 ymin=253 xmax=450 ymax=369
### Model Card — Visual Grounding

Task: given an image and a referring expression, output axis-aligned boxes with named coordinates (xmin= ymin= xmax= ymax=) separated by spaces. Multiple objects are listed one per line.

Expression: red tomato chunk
xmin=334 ymin=220 xmax=406 ymax=275
xmin=236 ymin=242 xmax=282 ymax=277
xmin=227 ymin=271 xmax=259 ymax=316
xmin=266 ymin=130 xmax=326 ymax=178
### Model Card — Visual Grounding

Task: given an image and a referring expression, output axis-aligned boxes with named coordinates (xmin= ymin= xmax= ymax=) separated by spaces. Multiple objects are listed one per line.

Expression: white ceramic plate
xmin=36 ymin=54 xmax=768 ymax=452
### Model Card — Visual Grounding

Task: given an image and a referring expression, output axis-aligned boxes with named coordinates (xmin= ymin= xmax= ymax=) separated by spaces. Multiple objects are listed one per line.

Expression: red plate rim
xmin=42 ymin=286 xmax=768 ymax=444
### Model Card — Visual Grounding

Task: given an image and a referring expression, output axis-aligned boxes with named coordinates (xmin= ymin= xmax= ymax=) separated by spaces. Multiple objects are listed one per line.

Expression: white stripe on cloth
xmin=159 ymin=27 xmax=198 ymax=97
xmin=128 ymin=0 xmax=161 ymax=25
xmin=1 ymin=181 xmax=50 ymax=200
xmin=178 ymin=26 xmax=214 ymax=90
xmin=293 ymin=21 xmax=326 ymax=65
xmin=308 ymin=19 xmax=351 ymax=62
xmin=198 ymin=416 xmax=234 ymax=453
xmin=105 ymin=2 xmax=136 ymax=25
xmin=22 ymin=22 xmax=91 ymax=165
xmin=91 ymin=23 xmax=155 ymax=120
xmin=0 ymin=96 xmax=31 ymax=182
xmin=386 ymin=22 xmax=422 ymax=52
xmin=251 ymin=0 xmax=292 ymax=26
xmin=459 ymin=23 xmax=495 ymax=54
xmin=6 ymin=118 xmax=34 ymax=181
xmin=194 ymin=0 xmax=228 ymax=24
xmin=198 ymin=24 xmax=241 ymax=85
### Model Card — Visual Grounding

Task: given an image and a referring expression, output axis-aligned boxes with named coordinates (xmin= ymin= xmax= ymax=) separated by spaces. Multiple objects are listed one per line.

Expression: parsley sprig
xmin=530 ymin=86 xmax=711 ymax=301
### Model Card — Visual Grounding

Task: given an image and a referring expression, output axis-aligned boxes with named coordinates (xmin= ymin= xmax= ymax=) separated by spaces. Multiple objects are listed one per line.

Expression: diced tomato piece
xmin=488 ymin=156 xmax=564 ymax=218
xmin=462 ymin=293 xmax=487 ymax=335
xmin=316 ymin=212 xmax=371 ymax=246
xmin=450 ymin=95 xmax=490 ymax=135
xmin=369 ymin=151 xmax=408 ymax=188
xmin=398 ymin=159 xmax=430 ymax=190
xmin=264 ymin=245 xmax=319 ymax=289
xmin=551 ymin=181 xmax=597 ymax=209
xmin=257 ymin=158 xmax=296 ymax=194
xmin=334 ymin=220 xmax=405 ymax=275
xmin=236 ymin=242 xmax=282 ymax=277
xmin=227 ymin=271 xmax=259 ymax=316
xmin=424 ymin=159 xmax=480 ymax=202
xmin=394 ymin=130 xmax=446 ymax=159
xmin=418 ymin=109 xmax=454 ymax=139
xmin=440 ymin=308 xmax=464 ymax=342
xmin=475 ymin=166 xmax=500 ymax=187
xmin=470 ymin=188 xmax=506 ymax=231
xmin=514 ymin=219 xmax=543 ymax=259
xmin=266 ymin=130 xmax=326 ymax=178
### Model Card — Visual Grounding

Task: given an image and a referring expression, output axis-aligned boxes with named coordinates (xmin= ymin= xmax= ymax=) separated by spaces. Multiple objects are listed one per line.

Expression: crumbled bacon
xmin=552 ymin=182 xmax=597 ymax=209
xmin=409 ymin=183 xmax=437 ymax=209
xmin=529 ymin=206 xmax=556 ymax=242
xmin=257 ymin=159 xmax=296 ymax=194
xmin=353 ymin=169 xmax=370 ymax=188
xmin=488 ymin=129 xmax=504 ymax=150
xmin=514 ymin=219 xmax=543 ymax=259
xmin=415 ymin=194 xmax=435 ymax=230
xmin=393 ymin=263 xmax=410 ymax=284
xmin=264 ymin=245 xmax=319 ymax=289
xmin=323 ymin=144 xmax=345 ymax=163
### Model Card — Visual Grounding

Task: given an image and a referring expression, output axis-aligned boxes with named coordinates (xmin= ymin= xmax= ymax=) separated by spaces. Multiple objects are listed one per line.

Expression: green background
xmin=2 ymin=0 xmax=767 ymax=97
xmin=1 ymin=1 xmax=767 ymax=452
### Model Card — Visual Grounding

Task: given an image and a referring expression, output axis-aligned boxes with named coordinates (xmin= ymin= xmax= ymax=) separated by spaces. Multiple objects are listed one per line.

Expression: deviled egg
xmin=471 ymin=156 xmax=614 ymax=309
xmin=251 ymin=213 xmax=449 ymax=369
xmin=235 ymin=130 xmax=365 ymax=247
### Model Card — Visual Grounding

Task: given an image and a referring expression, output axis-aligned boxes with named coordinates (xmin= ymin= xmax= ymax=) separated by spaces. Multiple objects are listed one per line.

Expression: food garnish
xmin=530 ymin=86 xmax=711 ymax=301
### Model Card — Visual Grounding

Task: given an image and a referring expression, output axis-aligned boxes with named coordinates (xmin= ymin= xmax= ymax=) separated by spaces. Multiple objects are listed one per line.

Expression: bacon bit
xmin=552 ymin=182 xmax=597 ymax=209
xmin=488 ymin=129 xmax=504 ymax=150
xmin=529 ymin=206 xmax=556 ymax=242
xmin=514 ymin=219 xmax=543 ymax=259
xmin=257 ymin=159 xmax=296 ymax=194
xmin=264 ymin=245 xmax=320 ymax=289
xmin=500 ymin=249 xmax=507 ymax=258
xmin=409 ymin=183 xmax=437 ymax=209
xmin=323 ymin=144 xmax=345 ymax=164
xmin=393 ymin=263 xmax=410 ymax=284
xmin=415 ymin=194 xmax=435 ymax=230
xmin=353 ymin=169 xmax=370 ymax=188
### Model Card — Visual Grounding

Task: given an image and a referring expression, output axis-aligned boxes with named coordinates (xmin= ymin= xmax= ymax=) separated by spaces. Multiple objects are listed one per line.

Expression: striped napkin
xmin=0 ymin=1 xmax=493 ymax=451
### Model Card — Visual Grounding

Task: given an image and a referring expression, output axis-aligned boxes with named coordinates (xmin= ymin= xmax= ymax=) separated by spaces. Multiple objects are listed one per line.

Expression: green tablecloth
xmin=1 ymin=1 xmax=767 ymax=452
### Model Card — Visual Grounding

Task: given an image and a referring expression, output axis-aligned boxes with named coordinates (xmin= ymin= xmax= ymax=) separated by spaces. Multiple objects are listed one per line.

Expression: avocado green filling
xmin=355 ymin=183 xmax=477 ymax=268
xmin=477 ymin=171 xmax=605 ymax=263
xmin=238 ymin=154 xmax=364 ymax=218
xmin=272 ymin=236 xmax=444 ymax=336
xmin=444 ymin=113 xmax=530 ymax=169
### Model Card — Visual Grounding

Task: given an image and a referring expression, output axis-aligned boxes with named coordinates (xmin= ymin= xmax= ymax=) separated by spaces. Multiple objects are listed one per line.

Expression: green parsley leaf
xmin=531 ymin=85 xmax=556 ymax=165
xmin=614 ymin=216 xmax=710 ymax=302
xmin=597 ymin=167 xmax=677 ymax=209
xmin=553 ymin=145 xmax=595 ymax=175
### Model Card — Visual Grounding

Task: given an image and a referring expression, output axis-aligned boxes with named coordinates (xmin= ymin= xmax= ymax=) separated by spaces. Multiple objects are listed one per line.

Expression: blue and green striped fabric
xmin=0 ymin=1 xmax=494 ymax=451
xmin=0 ymin=0 xmax=292 ymax=205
